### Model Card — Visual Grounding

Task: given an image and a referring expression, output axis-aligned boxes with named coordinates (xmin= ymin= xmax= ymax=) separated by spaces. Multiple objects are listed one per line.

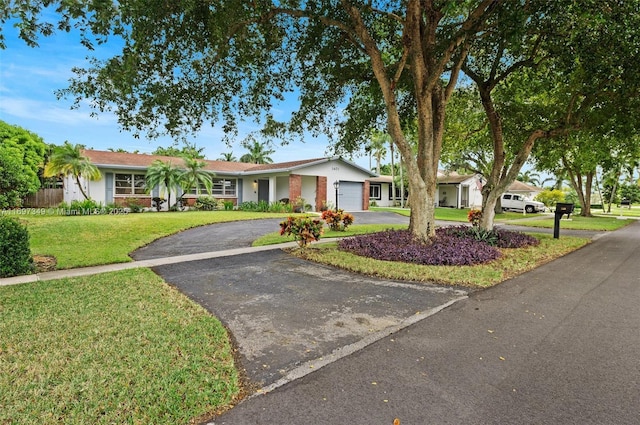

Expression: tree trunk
xmin=75 ymin=175 xmax=90 ymax=200
xmin=480 ymin=188 xmax=500 ymax=230
xmin=390 ymin=142 xmax=396 ymax=207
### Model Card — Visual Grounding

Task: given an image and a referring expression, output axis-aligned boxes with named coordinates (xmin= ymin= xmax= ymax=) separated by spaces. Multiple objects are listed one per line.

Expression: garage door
xmin=338 ymin=181 xmax=363 ymax=211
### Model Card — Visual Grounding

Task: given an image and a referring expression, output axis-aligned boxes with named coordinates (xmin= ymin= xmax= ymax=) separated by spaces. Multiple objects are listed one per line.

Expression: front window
xmin=212 ymin=178 xmax=237 ymax=197
xmin=369 ymin=184 xmax=381 ymax=200
xmin=115 ymin=173 xmax=146 ymax=195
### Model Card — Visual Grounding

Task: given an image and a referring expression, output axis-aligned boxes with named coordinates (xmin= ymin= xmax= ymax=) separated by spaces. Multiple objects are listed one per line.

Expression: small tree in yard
xmin=0 ymin=217 xmax=34 ymax=277
xmin=535 ymin=190 xmax=565 ymax=209
xmin=44 ymin=142 xmax=101 ymax=201
xmin=145 ymin=160 xmax=183 ymax=210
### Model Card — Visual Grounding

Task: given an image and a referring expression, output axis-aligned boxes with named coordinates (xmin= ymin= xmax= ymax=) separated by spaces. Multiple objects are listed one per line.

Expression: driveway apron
xmin=152 ymin=250 xmax=467 ymax=389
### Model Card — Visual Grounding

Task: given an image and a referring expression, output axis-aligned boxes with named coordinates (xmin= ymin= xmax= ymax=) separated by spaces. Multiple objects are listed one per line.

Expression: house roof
xmin=241 ymin=156 xmax=375 ymax=178
xmin=82 ymin=149 xmax=377 ymax=177
xmin=369 ymin=175 xmax=394 ymax=183
xmin=437 ymin=173 xmax=479 ymax=184
xmin=83 ymin=149 xmax=256 ymax=173
xmin=508 ymin=180 xmax=542 ymax=192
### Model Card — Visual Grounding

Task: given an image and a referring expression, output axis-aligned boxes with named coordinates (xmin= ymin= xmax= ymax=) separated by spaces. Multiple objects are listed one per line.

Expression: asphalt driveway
xmin=153 ymin=250 xmax=467 ymax=389
xmin=137 ymin=211 xmax=601 ymax=392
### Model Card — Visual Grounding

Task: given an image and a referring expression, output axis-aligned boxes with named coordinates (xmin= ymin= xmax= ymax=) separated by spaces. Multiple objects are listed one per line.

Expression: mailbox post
xmin=553 ymin=202 xmax=575 ymax=239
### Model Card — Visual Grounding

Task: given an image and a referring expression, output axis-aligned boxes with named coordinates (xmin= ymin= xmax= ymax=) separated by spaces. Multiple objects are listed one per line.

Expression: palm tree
xmin=239 ymin=140 xmax=275 ymax=164
xmin=145 ymin=160 xmax=183 ymax=209
xmin=368 ymin=131 xmax=389 ymax=174
xmin=180 ymin=157 xmax=214 ymax=196
xmin=219 ymin=152 xmax=237 ymax=161
xmin=44 ymin=141 xmax=101 ymax=200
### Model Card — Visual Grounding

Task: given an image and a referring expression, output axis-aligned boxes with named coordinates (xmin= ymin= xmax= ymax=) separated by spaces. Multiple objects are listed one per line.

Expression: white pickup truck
xmin=501 ymin=193 xmax=546 ymax=213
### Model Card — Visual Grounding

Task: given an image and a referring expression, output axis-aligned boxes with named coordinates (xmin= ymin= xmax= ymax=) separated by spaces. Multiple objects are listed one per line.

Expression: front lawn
xmin=372 ymin=206 xmax=633 ymax=231
xmin=21 ymin=211 xmax=292 ymax=269
xmin=0 ymin=268 xmax=240 ymax=424
xmin=504 ymin=214 xmax=632 ymax=231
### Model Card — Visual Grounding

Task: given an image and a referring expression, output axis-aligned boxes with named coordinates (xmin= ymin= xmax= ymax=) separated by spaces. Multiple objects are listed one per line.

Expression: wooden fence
xmin=22 ymin=189 xmax=64 ymax=207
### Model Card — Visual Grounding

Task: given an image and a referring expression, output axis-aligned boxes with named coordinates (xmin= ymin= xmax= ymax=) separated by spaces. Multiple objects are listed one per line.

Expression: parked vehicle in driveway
xmin=501 ymin=193 xmax=546 ymax=213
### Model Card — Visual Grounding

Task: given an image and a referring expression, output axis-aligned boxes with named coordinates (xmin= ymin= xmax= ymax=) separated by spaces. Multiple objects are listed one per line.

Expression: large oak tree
xmin=2 ymin=0 xmax=502 ymax=241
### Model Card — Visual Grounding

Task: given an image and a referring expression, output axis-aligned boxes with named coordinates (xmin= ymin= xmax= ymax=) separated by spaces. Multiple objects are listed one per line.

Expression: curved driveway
xmin=135 ymin=212 xmax=607 ymax=402
xmin=141 ymin=212 xmax=472 ymax=389
xmin=131 ymin=212 xmax=410 ymax=260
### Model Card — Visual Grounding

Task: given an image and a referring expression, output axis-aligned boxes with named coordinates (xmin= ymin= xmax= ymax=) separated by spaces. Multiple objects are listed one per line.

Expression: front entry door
xmin=258 ymin=180 xmax=269 ymax=203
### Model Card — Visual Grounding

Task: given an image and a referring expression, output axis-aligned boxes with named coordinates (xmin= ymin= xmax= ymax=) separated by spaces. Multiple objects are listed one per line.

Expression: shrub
xmin=339 ymin=228 xmax=501 ymax=266
xmin=280 ymin=216 xmax=324 ymax=247
xmin=70 ymin=199 xmax=101 ymax=213
xmin=124 ymin=198 xmax=145 ymax=213
xmin=535 ymin=189 xmax=565 ymax=207
xmin=467 ymin=209 xmax=482 ymax=227
xmin=152 ymin=197 xmax=166 ymax=211
xmin=493 ymin=228 xmax=541 ymax=248
xmin=238 ymin=201 xmax=258 ymax=211
xmin=223 ymin=200 xmax=235 ymax=211
xmin=0 ymin=217 xmax=34 ymax=277
xmin=321 ymin=209 xmax=355 ymax=231
xmin=193 ymin=196 xmax=219 ymax=211
xmin=441 ymin=225 xmax=539 ymax=248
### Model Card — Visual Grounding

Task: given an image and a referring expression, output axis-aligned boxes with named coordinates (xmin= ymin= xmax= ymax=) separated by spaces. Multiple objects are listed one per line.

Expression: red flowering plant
xmin=467 ymin=209 xmax=483 ymax=227
xmin=321 ymin=209 xmax=355 ymax=231
xmin=279 ymin=216 xmax=324 ymax=247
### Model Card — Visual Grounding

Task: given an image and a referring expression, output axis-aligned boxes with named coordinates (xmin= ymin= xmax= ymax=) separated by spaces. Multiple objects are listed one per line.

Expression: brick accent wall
xmin=363 ymin=180 xmax=370 ymax=211
xmin=289 ymin=174 xmax=302 ymax=203
xmin=114 ymin=197 xmax=152 ymax=208
xmin=316 ymin=176 xmax=327 ymax=211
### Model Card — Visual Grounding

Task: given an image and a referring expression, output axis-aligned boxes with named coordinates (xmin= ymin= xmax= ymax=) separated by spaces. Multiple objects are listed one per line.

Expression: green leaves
xmin=0 ymin=121 xmax=47 ymax=208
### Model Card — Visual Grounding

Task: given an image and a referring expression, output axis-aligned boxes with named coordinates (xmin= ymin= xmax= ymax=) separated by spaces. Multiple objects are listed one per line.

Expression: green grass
xmin=290 ymin=234 xmax=590 ymax=288
xmin=592 ymin=205 xmax=640 ymax=217
xmin=503 ymin=214 xmax=632 ymax=231
xmin=372 ymin=206 xmax=635 ymax=231
xmin=0 ymin=268 xmax=240 ymax=424
xmin=22 ymin=211 xmax=293 ymax=269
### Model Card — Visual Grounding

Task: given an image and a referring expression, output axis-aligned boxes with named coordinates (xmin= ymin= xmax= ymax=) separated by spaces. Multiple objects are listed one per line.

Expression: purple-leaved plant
xmin=338 ymin=227 xmax=539 ymax=266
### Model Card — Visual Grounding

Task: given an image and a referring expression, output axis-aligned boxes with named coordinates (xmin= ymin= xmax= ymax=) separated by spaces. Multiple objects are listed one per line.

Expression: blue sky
xmin=0 ymin=21 xmax=377 ymax=169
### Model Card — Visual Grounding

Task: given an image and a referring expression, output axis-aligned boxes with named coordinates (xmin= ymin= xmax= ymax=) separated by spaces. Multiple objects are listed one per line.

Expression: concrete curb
xmin=0 ymin=242 xmax=303 ymax=287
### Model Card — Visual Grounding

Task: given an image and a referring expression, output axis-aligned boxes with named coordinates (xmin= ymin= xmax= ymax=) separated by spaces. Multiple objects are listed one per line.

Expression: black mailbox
xmin=553 ymin=203 xmax=574 ymax=239
xmin=555 ymin=202 xmax=575 ymax=218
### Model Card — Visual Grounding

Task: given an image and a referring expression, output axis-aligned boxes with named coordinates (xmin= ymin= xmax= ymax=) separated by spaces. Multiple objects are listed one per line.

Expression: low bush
xmin=280 ymin=216 xmax=324 ymax=247
xmin=441 ymin=225 xmax=540 ymax=249
xmin=193 ymin=196 xmax=221 ymax=211
xmin=321 ymin=209 xmax=355 ymax=231
xmin=0 ymin=216 xmax=34 ymax=277
xmin=238 ymin=200 xmax=292 ymax=213
xmin=124 ymin=198 xmax=145 ymax=213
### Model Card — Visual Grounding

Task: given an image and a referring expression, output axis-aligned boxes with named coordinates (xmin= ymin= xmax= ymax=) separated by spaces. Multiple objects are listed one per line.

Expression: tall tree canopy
xmin=239 ymin=140 xmax=275 ymax=164
xmin=0 ymin=121 xmax=47 ymax=208
xmin=152 ymin=143 xmax=206 ymax=159
xmin=443 ymin=0 xmax=640 ymax=227
xmin=2 ymin=1 xmax=501 ymax=241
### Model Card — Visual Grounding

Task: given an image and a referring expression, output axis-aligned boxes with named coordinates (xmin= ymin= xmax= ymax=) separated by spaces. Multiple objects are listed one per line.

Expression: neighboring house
xmin=436 ymin=172 xmax=484 ymax=209
xmin=63 ymin=150 xmax=376 ymax=211
xmin=506 ymin=180 xmax=544 ymax=199
xmin=369 ymin=172 xmax=551 ymax=210
xmin=368 ymin=175 xmax=406 ymax=207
